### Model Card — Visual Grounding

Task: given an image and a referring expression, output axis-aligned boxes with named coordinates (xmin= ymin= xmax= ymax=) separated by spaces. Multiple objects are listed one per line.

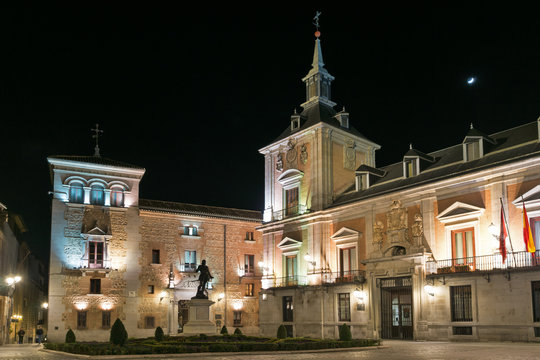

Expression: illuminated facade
xmin=258 ymin=32 xmax=540 ymax=341
xmin=47 ymin=156 xmax=262 ymax=342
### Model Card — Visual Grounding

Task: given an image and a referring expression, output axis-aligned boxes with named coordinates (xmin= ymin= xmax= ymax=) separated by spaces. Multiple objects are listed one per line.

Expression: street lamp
xmin=4 ymin=275 xmax=21 ymax=344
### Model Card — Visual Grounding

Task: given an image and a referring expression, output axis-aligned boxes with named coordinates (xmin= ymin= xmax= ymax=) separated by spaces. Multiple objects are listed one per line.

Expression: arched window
xmin=110 ymin=188 xmax=124 ymax=207
xmin=90 ymin=185 xmax=105 ymax=205
xmin=69 ymin=183 xmax=84 ymax=204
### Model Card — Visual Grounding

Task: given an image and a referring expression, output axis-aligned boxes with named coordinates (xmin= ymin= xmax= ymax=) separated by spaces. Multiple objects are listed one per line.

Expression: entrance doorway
xmin=380 ymin=277 xmax=413 ymax=339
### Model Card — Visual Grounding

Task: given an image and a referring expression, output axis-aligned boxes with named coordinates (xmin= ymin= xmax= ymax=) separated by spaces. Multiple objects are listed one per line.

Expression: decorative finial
xmin=91 ymin=123 xmax=104 ymax=157
xmin=470 ymin=123 xmax=474 ymax=129
xmin=342 ymin=106 xmax=346 ymax=112
xmin=293 ymin=108 xmax=297 ymax=115
xmin=313 ymin=11 xmax=321 ymax=38
xmin=409 ymin=143 xmax=413 ymax=150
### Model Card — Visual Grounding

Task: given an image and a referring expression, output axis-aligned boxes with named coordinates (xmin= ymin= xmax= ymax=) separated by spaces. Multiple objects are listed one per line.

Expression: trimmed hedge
xmin=44 ymin=337 xmax=380 ymax=355
xmin=65 ymin=329 xmax=76 ymax=343
xmin=155 ymin=326 xmax=164 ymax=342
xmin=233 ymin=328 xmax=243 ymax=335
xmin=277 ymin=324 xmax=287 ymax=339
xmin=339 ymin=323 xmax=352 ymax=341
xmin=220 ymin=325 xmax=228 ymax=335
xmin=110 ymin=318 xmax=128 ymax=345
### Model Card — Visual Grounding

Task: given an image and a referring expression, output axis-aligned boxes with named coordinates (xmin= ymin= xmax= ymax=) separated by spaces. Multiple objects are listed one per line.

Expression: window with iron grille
xmin=145 ymin=316 xmax=155 ymax=329
xmin=77 ymin=311 xmax=87 ymax=329
xmin=338 ymin=293 xmax=351 ymax=321
xmin=90 ymin=278 xmax=101 ymax=294
xmin=282 ymin=296 xmax=293 ymax=322
xmin=102 ymin=311 xmax=111 ymax=328
xmin=245 ymin=283 xmax=254 ymax=297
xmin=532 ymin=281 xmax=540 ymax=322
xmin=184 ymin=250 xmax=197 ymax=271
xmin=233 ymin=311 xmax=242 ymax=326
xmin=450 ymin=285 xmax=472 ymax=321
xmin=244 ymin=254 xmax=255 ymax=275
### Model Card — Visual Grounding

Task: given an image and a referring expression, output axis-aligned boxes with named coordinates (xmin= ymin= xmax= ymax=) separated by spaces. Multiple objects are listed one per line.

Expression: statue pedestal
xmin=181 ymin=299 xmax=216 ymax=335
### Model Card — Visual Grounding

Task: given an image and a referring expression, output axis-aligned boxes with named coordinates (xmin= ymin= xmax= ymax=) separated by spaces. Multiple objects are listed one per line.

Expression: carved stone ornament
xmin=286 ymin=139 xmax=297 ymax=164
xmin=276 ymin=153 xmax=283 ymax=172
xmin=344 ymin=138 xmax=356 ymax=170
xmin=300 ymin=144 xmax=308 ymax=164
xmin=411 ymin=213 xmax=423 ymax=237
xmin=373 ymin=220 xmax=385 ymax=246
xmin=387 ymin=200 xmax=408 ymax=231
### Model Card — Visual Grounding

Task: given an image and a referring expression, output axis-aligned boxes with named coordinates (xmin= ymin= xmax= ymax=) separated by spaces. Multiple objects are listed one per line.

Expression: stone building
xmin=258 ymin=31 xmax=540 ymax=342
xmin=47 ymin=156 xmax=262 ymax=342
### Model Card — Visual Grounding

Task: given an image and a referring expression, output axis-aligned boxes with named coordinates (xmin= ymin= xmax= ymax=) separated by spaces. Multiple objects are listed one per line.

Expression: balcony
xmin=179 ymin=263 xmax=197 ymax=272
xmin=321 ymin=270 xmax=366 ymax=284
xmin=273 ymin=275 xmax=308 ymax=287
xmin=426 ymin=250 xmax=540 ymax=275
xmin=271 ymin=205 xmax=309 ymax=221
xmin=71 ymin=258 xmax=112 ymax=271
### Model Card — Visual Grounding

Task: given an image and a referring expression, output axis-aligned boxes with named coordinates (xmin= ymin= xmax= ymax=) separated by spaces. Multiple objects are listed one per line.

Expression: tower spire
xmin=301 ymin=12 xmax=336 ymax=109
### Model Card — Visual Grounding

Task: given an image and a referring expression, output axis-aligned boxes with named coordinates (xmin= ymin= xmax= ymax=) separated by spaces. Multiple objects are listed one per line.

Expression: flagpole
xmin=500 ymin=197 xmax=517 ymax=266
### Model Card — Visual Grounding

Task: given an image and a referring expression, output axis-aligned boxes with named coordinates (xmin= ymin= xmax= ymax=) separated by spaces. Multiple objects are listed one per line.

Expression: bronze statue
xmin=194 ymin=259 xmax=213 ymax=299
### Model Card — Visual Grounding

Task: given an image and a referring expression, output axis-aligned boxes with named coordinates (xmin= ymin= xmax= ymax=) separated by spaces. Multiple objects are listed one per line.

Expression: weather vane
xmin=313 ymin=11 xmax=321 ymax=30
xmin=91 ymin=123 xmax=104 ymax=157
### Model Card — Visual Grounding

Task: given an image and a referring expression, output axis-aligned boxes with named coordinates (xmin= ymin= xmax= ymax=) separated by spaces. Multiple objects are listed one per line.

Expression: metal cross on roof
xmin=313 ymin=11 xmax=322 ymax=31
xmin=91 ymin=123 xmax=104 ymax=157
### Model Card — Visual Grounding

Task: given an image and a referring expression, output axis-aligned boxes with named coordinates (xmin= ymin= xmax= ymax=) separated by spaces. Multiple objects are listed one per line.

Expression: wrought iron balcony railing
xmin=272 ymin=205 xmax=309 ymax=221
xmin=179 ymin=263 xmax=197 ymax=272
xmin=321 ymin=270 xmax=366 ymax=284
xmin=426 ymin=250 xmax=540 ymax=275
xmin=273 ymin=275 xmax=307 ymax=287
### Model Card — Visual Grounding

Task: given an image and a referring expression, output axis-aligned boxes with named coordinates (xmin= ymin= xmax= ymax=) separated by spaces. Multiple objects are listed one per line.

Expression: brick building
xmin=46 ymin=155 xmax=262 ymax=342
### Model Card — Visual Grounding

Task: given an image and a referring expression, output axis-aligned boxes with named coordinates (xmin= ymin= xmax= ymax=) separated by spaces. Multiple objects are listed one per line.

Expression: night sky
xmin=2 ymin=4 xmax=540 ymax=262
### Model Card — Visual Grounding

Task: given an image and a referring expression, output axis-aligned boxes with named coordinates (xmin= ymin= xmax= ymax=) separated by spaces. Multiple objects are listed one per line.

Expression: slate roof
xmin=332 ymin=121 xmax=540 ymax=207
xmin=139 ymin=199 xmax=262 ymax=222
xmin=48 ymin=155 xmax=145 ymax=170
xmin=273 ymin=102 xmax=375 ymax=144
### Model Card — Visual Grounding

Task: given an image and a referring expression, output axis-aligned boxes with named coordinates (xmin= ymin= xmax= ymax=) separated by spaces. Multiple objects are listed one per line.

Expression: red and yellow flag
xmin=523 ymin=202 xmax=536 ymax=253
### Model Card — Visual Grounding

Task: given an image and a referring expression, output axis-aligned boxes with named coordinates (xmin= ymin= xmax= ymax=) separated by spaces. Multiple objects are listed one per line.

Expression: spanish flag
xmin=499 ymin=208 xmax=507 ymax=263
xmin=523 ymin=201 xmax=536 ymax=253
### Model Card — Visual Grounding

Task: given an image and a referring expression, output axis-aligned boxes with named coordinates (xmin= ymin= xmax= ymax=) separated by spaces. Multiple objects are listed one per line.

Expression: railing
xmin=321 ymin=270 xmax=366 ymax=284
xmin=426 ymin=250 xmax=540 ymax=275
xmin=77 ymin=258 xmax=112 ymax=270
xmin=272 ymin=205 xmax=309 ymax=221
xmin=179 ymin=263 xmax=197 ymax=272
xmin=273 ymin=275 xmax=307 ymax=287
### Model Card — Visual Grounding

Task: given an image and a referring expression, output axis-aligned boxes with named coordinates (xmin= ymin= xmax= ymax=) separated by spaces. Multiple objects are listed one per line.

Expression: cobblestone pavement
xmin=2 ymin=340 xmax=540 ymax=359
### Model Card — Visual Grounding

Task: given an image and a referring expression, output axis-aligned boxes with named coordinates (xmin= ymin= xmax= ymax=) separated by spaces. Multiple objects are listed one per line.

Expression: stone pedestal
xmin=181 ymin=299 xmax=216 ymax=335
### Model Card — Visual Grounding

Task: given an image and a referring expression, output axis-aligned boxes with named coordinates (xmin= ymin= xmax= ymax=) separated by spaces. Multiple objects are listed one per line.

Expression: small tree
xmin=339 ymin=323 xmax=352 ymax=341
xmin=65 ymin=329 xmax=76 ymax=343
xmin=110 ymin=318 xmax=128 ymax=345
xmin=154 ymin=326 xmax=164 ymax=342
xmin=233 ymin=327 xmax=243 ymax=335
xmin=277 ymin=324 xmax=287 ymax=339
xmin=220 ymin=325 xmax=228 ymax=335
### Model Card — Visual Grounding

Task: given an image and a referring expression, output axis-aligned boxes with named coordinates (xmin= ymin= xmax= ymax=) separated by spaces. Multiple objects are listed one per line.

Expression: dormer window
xmin=464 ymin=140 xmax=481 ymax=161
xmin=356 ymin=173 xmax=367 ymax=191
xmin=404 ymin=159 xmax=418 ymax=178
xmin=291 ymin=117 xmax=300 ymax=131
xmin=355 ymin=165 xmax=385 ymax=191
xmin=335 ymin=108 xmax=349 ymax=129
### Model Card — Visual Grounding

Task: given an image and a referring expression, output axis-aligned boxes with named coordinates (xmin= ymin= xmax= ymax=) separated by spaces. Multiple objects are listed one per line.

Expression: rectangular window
xmin=145 ymin=316 xmax=155 ymax=329
xmin=530 ymin=217 xmax=540 ymax=251
xmin=452 ymin=228 xmax=475 ymax=268
xmin=90 ymin=278 xmax=101 ymax=294
xmin=466 ymin=141 xmax=480 ymax=161
xmin=451 ymin=285 xmax=472 ymax=322
xmin=77 ymin=311 xmax=87 ymax=329
xmin=88 ymin=241 xmax=104 ymax=268
xmin=233 ymin=311 xmax=242 ymax=326
xmin=532 ymin=281 xmax=540 ymax=322
xmin=282 ymin=296 xmax=293 ymax=322
xmin=404 ymin=159 xmax=417 ymax=178
xmin=285 ymin=255 xmax=297 ymax=285
xmin=152 ymin=249 xmax=160 ymax=264
xmin=184 ymin=226 xmax=198 ymax=236
xmin=339 ymin=247 xmax=357 ymax=280
xmin=184 ymin=250 xmax=196 ymax=271
xmin=453 ymin=326 xmax=472 ymax=335
xmin=102 ymin=311 xmax=111 ymax=328
xmin=244 ymin=254 xmax=255 ymax=275
xmin=69 ymin=184 xmax=84 ymax=203
xmin=245 ymin=231 xmax=254 ymax=240
xmin=285 ymin=187 xmax=299 ymax=215
xmin=110 ymin=189 xmax=124 ymax=207
xmin=338 ymin=293 xmax=351 ymax=321
xmin=148 ymin=285 xmax=155 ymax=294
xmin=246 ymin=283 xmax=254 ymax=297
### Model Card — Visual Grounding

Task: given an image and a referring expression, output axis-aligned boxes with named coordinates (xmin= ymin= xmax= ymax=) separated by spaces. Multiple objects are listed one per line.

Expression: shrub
xmin=110 ymin=318 xmax=128 ymax=345
xmin=220 ymin=326 xmax=228 ymax=335
xmin=155 ymin=326 xmax=164 ymax=342
xmin=199 ymin=333 xmax=207 ymax=340
xmin=277 ymin=325 xmax=287 ymax=339
xmin=65 ymin=329 xmax=76 ymax=343
xmin=233 ymin=328 xmax=242 ymax=335
xmin=339 ymin=323 xmax=352 ymax=341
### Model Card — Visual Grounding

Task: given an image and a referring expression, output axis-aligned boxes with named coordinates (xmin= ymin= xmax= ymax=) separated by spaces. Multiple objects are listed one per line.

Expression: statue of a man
xmin=195 ymin=259 xmax=213 ymax=298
